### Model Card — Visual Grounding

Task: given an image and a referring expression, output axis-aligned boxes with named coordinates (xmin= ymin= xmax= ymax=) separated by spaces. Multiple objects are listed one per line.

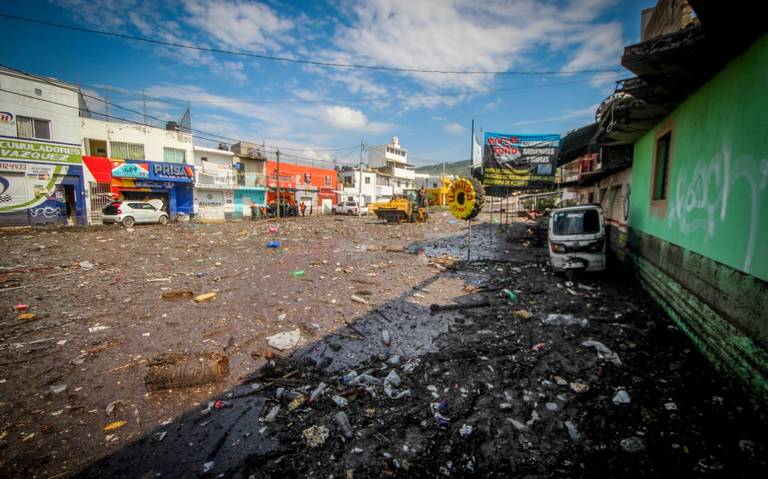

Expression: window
xmin=17 ymin=116 xmax=51 ymax=140
xmin=364 ymin=176 xmax=370 ymax=184
xmin=164 ymin=147 xmax=186 ymax=163
xmin=111 ymin=141 xmax=145 ymax=160
xmin=552 ymin=209 xmax=601 ymax=235
xmin=324 ymin=175 xmax=331 ymax=187
xmin=653 ymin=132 xmax=671 ymax=200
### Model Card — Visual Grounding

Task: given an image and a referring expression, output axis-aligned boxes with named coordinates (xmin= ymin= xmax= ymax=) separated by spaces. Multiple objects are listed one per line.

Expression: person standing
xmin=300 ymin=202 xmax=306 ymax=217
xmin=250 ymin=203 xmax=258 ymax=221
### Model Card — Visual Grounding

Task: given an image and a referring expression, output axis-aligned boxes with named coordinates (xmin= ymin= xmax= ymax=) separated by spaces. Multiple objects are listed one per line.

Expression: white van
xmin=548 ymin=204 xmax=606 ymax=272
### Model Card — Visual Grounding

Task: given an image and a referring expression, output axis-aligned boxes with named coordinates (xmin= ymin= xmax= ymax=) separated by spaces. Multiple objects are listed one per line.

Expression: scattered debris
xmin=543 ymin=313 xmax=588 ymax=327
xmin=144 ymin=352 xmax=230 ymax=390
xmin=613 ymin=389 xmax=631 ymax=405
xmin=103 ymin=421 xmax=127 ymax=432
xmin=266 ymin=329 xmax=302 ymax=350
xmin=193 ymin=292 xmax=217 ymax=303
xmin=161 ymin=290 xmax=194 ymax=300
xmin=302 ymin=425 xmax=329 ymax=448
xmin=582 ymin=339 xmax=623 ymax=365
xmin=351 ymin=294 xmax=369 ymax=304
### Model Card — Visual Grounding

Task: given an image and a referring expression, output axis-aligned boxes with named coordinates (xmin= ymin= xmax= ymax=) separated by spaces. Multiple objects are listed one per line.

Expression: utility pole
xmin=469 ymin=119 xmax=474 ymax=177
xmin=104 ymin=84 xmax=109 ymax=119
xmin=142 ymin=89 xmax=147 ymax=126
xmin=276 ymin=149 xmax=281 ymax=219
xmin=358 ymin=140 xmax=364 ymax=217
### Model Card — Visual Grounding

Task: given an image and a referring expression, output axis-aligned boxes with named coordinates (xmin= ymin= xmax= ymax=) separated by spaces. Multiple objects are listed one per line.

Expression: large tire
xmin=158 ymin=215 xmax=169 ymax=225
xmin=452 ymin=178 xmax=485 ymax=220
xmin=122 ymin=216 xmax=135 ymax=227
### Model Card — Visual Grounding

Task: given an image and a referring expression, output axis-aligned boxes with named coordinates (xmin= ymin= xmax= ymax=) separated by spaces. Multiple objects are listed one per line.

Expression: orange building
xmin=265 ymin=161 xmax=338 ymax=212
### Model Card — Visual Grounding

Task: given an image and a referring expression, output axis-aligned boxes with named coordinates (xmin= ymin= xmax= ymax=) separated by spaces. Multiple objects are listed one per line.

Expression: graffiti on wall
xmin=667 ymin=143 xmax=768 ymax=273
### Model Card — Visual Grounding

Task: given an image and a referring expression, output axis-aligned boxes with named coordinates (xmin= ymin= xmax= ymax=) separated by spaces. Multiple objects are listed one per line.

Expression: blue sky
xmin=0 ymin=0 xmax=654 ymax=166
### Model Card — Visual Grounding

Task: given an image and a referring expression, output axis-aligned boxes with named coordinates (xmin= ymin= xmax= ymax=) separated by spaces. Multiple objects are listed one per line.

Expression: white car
xmin=333 ymin=201 xmax=368 ymax=215
xmin=102 ymin=200 xmax=169 ymax=227
xmin=548 ymin=204 xmax=606 ymax=272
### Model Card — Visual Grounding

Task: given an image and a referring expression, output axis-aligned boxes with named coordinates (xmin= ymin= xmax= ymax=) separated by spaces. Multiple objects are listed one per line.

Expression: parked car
xmin=332 ymin=201 xmax=368 ymax=215
xmin=548 ymin=204 xmax=606 ymax=272
xmin=102 ymin=200 xmax=169 ymax=227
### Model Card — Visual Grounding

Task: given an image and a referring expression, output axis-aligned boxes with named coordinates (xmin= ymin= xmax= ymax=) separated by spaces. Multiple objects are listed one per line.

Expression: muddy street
xmin=1 ymin=214 xmax=766 ymax=478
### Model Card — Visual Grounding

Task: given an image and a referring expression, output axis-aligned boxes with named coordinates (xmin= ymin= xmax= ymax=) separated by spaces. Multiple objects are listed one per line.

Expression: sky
xmin=0 ymin=0 xmax=654 ymax=167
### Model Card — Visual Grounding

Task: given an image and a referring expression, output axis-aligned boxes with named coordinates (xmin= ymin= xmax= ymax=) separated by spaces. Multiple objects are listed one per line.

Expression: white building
xmin=367 ymin=136 xmax=416 ymax=195
xmin=193 ymin=145 xmax=236 ymax=222
xmin=80 ymin=117 xmax=196 ymax=222
xmin=339 ymin=167 xmax=390 ymax=205
xmin=0 ymin=67 xmax=87 ymax=226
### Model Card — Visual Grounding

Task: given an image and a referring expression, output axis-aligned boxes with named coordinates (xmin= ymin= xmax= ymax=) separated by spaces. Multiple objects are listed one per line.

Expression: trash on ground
xmin=303 ymin=425 xmax=330 ymax=448
xmin=513 ymin=309 xmax=533 ymax=320
xmin=613 ymin=389 xmax=631 ymax=405
xmin=266 ymin=240 xmax=281 ymax=248
xmin=582 ymin=339 xmax=623 ymax=365
xmin=161 ymin=290 xmax=194 ymax=300
xmin=266 ymin=329 xmax=302 ymax=350
xmin=351 ymin=294 xmax=369 ymax=304
xmin=290 ymin=270 xmax=305 ymax=277
xmin=502 ymin=289 xmax=518 ymax=302
xmin=570 ymin=382 xmax=590 ymax=393
xmin=334 ymin=411 xmax=354 ymax=439
xmin=193 ymin=292 xmax=217 ymax=303
xmin=103 ymin=420 xmax=127 ymax=432
xmin=543 ymin=313 xmax=588 ymax=327
xmin=144 ymin=352 xmax=230 ymax=391
xmin=459 ymin=424 xmax=473 ymax=438
xmin=620 ymin=436 xmax=645 ymax=452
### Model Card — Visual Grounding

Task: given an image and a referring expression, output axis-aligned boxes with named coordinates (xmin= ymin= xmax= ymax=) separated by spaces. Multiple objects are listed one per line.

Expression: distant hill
xmin=415 ymin=159 xmax=471 ymax=177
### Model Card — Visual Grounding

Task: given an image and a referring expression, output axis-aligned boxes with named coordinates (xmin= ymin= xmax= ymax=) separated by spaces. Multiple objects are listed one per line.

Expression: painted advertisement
xmin=0 ymin=136 xmax=82 ymax=164
xmin=481 ymin=132 xmax=560 ymax=189
xmin=112 ymin=162 xmax=149 ymax=178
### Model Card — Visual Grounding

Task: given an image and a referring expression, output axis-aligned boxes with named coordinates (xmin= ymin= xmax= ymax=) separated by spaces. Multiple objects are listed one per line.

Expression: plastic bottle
xmin=308 ymin=382 xmax=327 ymax=404
xmin=334 ymin=411 xmax=354 ymax=439
xmin=382 ymin=329 xmax=391 ymax=346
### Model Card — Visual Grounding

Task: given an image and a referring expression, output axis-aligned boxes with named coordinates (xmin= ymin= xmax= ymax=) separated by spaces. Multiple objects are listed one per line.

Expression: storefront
xmin=0 ymin=137 xmax=86 ymax=226
xmin=234 ymin=188 xmax=266 ymax=219
xmin=193 ymin=187 xmax=232 ymax=222
xmin=82 ymin=157 xmax=194 ymax=219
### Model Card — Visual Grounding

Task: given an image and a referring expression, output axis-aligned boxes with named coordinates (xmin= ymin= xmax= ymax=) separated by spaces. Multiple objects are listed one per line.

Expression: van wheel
xmin=158 ymin=215 xmax=169 ymax=225
xmin=122 ymin=216 xmax=135 ymax=227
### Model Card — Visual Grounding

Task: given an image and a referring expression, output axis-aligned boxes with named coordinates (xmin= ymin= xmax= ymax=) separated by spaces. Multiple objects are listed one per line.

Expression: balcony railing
xmin=237 ymin=172 xmax=266 ymax=187
xmin=556 ymin=153 xmax=602 ymax=184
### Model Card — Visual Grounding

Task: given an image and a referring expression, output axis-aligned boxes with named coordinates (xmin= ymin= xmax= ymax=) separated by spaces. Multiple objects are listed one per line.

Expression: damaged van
xmin=548 ymin=204 xmax=606 ymax=272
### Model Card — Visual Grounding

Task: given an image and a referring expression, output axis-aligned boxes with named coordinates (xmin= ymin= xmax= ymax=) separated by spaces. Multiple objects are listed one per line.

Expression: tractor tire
xmin=463 ymin=178 xmax=485 ymax=220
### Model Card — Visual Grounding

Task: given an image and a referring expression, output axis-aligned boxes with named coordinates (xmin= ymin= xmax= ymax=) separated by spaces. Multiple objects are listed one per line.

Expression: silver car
xmin=102 ymin=200 xmax=169 ymax=227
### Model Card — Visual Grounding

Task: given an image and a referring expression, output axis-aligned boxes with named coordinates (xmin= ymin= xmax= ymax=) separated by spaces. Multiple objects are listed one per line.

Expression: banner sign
xmin=0 ymin=137 xmax=82 ymax=164
xmin=482 ymin=132 xmax=559 ymax=189
xmin=112 ymin=162 xmax=149 ymax=178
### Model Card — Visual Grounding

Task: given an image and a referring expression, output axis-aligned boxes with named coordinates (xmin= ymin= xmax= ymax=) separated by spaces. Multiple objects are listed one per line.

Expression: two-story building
xmin=338 ymin=165 xmax=383 ymax=205
xmin=265 ymin=160 xmax=337 ymax=213
xmin=0 ymin=67 xmax=87 ymax=226
xmin=80 ymin=118 xmax=195 ymax=222
xmin=193 ymin=145 xmax=236 ymax=222
xmin=368 ymin=137 xmax=416 ymax=196
xmin=231 ymin=141 xmax=267 ymax=219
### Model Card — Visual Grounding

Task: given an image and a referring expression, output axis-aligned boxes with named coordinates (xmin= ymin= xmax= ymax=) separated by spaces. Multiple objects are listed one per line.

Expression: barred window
xmin=110 ymin=141 xmax=145 ymax=160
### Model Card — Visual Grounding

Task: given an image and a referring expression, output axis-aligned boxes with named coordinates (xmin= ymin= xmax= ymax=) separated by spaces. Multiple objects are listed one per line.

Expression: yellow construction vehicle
xmin=369 ymin=189 xmax=429 ymax=223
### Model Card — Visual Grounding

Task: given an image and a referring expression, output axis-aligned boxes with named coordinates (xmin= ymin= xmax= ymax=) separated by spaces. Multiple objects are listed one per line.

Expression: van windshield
xmin=552 ymin=209 xmax=601 ymax=235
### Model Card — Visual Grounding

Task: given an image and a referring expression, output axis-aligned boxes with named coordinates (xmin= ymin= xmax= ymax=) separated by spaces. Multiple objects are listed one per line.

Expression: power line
xmin=1 ymin=64 xmax=362 ymax=159
xmin=0 ymin=13 xmax=622 ymax=76
xmin=0 ymin=87 xmax=355 ymax=167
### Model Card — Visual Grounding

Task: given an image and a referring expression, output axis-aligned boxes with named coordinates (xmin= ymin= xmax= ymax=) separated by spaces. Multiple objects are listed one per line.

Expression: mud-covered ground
xmin=2 ymin=213 xmax=767 ymax=478
xmin=0 ymin=213 xmax=466 ymax=477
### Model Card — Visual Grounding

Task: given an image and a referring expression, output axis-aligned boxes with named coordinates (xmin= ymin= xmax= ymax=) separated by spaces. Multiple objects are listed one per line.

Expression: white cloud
xmin=443 ymin=122 xmax=466 ymax=135
xmin=321 ymin=106 xmax=367 ymax=129
xmin=182 ymin=0 xmax=293 ymax=51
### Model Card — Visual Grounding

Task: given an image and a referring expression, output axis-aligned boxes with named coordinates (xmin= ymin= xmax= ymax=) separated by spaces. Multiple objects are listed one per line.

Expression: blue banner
xmin=482 ymin=132 xmax=560 ymax=189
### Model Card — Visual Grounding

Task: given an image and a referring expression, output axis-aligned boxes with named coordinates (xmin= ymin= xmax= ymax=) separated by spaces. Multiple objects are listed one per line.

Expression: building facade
xmin=193 ymin=146 xmax=235 ymax=222
xmin=231 ymin=141 xmax=267 ymax=219
xmin=368 ymin=137 xmax=416 ymax=195
xmin=80 ymin=118 xmax=195 ymax=221
xmin=0 ymin=67 xmax=87 ymax=226
xmin=338 ymin=166 xmax=382 ymax=205
xmin=265 ymin=160 xmax=337 ymax=213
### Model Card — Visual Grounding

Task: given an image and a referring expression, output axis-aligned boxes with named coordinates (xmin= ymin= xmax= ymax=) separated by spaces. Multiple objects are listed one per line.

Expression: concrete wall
xmin=0 ymin=70 xmax=81 ymax=144
xmin=81 ymin=118 xmax=194 ymax=163
xmin=628 ymin=34 xmax=768 ymax=402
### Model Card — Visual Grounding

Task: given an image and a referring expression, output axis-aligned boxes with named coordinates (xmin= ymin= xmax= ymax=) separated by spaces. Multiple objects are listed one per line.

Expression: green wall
xmin=630 ymin=34 xmax=768 ymax=282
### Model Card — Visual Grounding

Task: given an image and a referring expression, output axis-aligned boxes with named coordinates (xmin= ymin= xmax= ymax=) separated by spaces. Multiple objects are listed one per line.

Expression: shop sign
xmin=481 ymin=132 xmax=559 ymax=189
xmin=0 ymin=161 xmax=26 ymax=172
xmin=112 ymin=162 xmax=149 ymax=178
xmin=152 ymin=163 xmax=193 ymax=180
xmin=0 ymin=137 xmax=81 ymax=164
xmin=0 ymin=112 xmax=13 ymax=124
